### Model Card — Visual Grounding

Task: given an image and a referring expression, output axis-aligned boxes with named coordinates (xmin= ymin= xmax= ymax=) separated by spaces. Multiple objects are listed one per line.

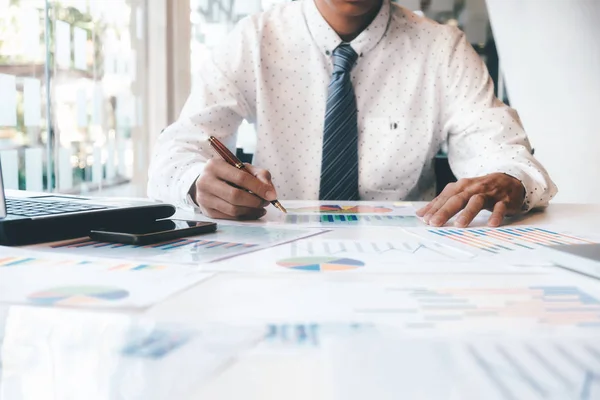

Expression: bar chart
xmin=286 ymin=205 xmax=394 ymax=214
xmin=285 ymin=214 xmax=420 ymax=227
xmin=337 ymin=337 xmax=600 ymax=400
xmin=46 ymin=237 xmax=259 ymax=264
xmin=52 ymin=237 xmax=258 ymax=252
xmin=428 ymin=227 xmax=595 ymax=254
xmin=31 ymin=225 xmax=315 ymax=265
xmin=0 ymin=254 xmax=168 ymax=272
xmin=462 ymin=339 xmax=600 ymax=399
xmin=357 ymin=285 xmax=600 ymax=330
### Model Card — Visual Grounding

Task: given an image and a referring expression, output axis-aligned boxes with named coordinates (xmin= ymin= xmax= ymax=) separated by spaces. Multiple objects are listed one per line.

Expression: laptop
xmin=0 ymin=160 xmax=175 ymax=246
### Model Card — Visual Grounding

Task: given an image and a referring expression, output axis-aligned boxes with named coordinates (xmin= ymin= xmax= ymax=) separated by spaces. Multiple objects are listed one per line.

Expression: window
xmin=0 ymin=0 xmax=151 ymax=194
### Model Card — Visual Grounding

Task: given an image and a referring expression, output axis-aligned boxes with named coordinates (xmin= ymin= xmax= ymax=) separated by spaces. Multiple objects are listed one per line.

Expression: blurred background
xmin=0 ymin=0 xmax=598 ymax=202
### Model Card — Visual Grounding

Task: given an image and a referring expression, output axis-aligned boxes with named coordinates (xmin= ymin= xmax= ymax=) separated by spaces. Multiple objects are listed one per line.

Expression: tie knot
xmin=332 ymin=44 xmax=358 ymax=74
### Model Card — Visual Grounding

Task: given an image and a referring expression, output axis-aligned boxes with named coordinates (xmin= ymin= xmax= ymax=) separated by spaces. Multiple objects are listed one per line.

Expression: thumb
xmin=244 ymin=164 xmax=277 ymax=201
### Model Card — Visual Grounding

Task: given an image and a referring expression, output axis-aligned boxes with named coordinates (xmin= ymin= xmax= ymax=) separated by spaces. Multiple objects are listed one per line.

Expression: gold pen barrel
xmin=271 ymin=200 xmax=287 ymax=214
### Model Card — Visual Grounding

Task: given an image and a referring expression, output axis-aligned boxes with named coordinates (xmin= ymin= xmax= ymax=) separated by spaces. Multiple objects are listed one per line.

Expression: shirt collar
xmin=303 ymin=0 xmax=391 ymax=58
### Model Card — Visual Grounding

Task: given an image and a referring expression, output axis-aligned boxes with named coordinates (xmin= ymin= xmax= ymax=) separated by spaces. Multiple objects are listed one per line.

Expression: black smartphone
xmin=89 ymin=220 xmax=217 ymax=245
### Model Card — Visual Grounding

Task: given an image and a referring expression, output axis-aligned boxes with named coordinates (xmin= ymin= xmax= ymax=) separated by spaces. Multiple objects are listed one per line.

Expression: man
xmin=148 ymin=0 xmax=557 ymax=227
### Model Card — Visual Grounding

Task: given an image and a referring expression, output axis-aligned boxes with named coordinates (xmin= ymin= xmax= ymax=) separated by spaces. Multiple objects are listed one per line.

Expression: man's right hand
xmin=190 ymin=159 xmax=278 ymax=220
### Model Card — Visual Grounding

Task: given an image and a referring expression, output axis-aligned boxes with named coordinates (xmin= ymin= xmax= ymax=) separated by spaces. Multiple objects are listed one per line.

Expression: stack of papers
xmin=2 ymin=200 xmax=600 ymax=398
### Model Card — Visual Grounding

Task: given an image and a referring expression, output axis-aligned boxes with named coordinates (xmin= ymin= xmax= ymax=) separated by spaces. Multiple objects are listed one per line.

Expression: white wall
xmin=486 ymin=0 xmax=600 ymax=203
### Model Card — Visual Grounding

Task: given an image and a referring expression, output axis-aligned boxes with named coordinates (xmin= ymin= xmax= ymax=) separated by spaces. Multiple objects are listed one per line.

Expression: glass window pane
xmin=0 ymin=0 xmax=49 ymax=191
xmin=50 ymin=0 xmax=146 ymax=194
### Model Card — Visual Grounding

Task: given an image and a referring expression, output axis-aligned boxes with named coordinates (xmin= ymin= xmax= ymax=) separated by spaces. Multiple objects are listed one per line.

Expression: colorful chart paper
xmin=285 ymin=215 xmax=419 ymax=227
xmin=192 ymin=273 xmax=600 ymax=333
xmin=0 ymin=255 xmax=165 ymax=272
xmin=429 ymin=227 xmax=595 ymax=254
xmin=0 ymin=247 xmax=215 ymax=308
xmin=109 ymin=263 xmax=167 ymax=271
xmin=288 ymin=205 xmax=393 ymax=214
xmin=326 ymin=336 xmax=600 ymax=400
xmin=382 ymin=285 xmax=600 ymax=329
xmin=30 ymin=225 xmax=317 ymax=265
xmin=0 ymin=257 xmax=40 ymax=267
xmin=276 ymin=257 xmax=365 ymax=271
xmin=28 ymin=286 xmax=129 ymax=306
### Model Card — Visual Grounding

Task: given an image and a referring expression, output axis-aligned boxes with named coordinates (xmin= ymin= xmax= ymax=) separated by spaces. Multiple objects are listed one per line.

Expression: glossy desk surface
xmin=1 ymin=201 xmax=600 ymax=399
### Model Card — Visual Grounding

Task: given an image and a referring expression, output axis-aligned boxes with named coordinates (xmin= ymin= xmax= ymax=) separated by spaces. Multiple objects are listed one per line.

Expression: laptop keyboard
xmin=6 ymin=198 xmax=107 ymax=217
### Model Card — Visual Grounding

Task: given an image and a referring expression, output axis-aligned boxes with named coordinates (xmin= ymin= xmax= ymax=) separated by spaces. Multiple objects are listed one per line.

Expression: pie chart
xmin=28 ymin=286 xmax=129 ymax=306
xmin=276 ymin=257 xmax=365 ymax=271
xmin=288 ymin=205 xmax=393 ymax=214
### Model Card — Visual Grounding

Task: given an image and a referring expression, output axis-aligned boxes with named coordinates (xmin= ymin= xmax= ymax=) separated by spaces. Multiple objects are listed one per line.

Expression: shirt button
xmin=325 ymin=50 xmax=331 ymax=55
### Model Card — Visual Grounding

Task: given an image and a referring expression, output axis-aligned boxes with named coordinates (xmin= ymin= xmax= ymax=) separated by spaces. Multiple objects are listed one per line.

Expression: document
xmin=323 ymin=335 xmax=600 ymax=400
xmin=182 ymin=273 xmax=600 ymax=335
xmin=0 ymin=248 xmax=214 ymax=308
xmin=0 ymin=306 xmax=263 ymax=399
xmin=28 ymin=225 xmax=322 ymax=266
xmin=263 ymin=200 xmax=422 ymax=228
xmin=409 ymin=225 xmax=600 ymax=266
xmin=205 ymin=235 xmax=549 ymax=275
xmin=249 ymin=323 xmax=378 ymax=356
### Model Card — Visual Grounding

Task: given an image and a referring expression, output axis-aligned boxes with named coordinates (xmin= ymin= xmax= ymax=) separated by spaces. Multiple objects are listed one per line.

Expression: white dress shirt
xmin=148 ymin=0 xmax=557 ymax=210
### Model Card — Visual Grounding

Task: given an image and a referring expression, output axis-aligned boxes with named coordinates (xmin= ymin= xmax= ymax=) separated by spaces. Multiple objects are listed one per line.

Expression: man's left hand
xmin=416 ymin=173 xmax=525 ymax=228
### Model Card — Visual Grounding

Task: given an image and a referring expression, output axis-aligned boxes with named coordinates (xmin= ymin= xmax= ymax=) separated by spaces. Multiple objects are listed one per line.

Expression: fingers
xmin=244 ymin=164 xmax=277 ymax=201
xmin=245 ymin=164 xmax=273 ymax=186
xmin=193 ymin=159 xmax=274 ymax=220
xmin=420 ymin=181 xmax=462 ymax=224
xmin=202 ymin=207 xmax=266 ymax=221
xmin=428 ymin=192 xmax=471 ymax=227
xmin=420 ymin=175 xmax=521 ymax=228
xmin=198 ymin=193 xmax=267 ymax=220
xmin=200 ymin=175 xmax=268 ymax=209
xmin=416 ymin=199 xmax=435 ymax=217
xmin=454 ymin=194 xmax=486 ymax=228
xmin=488 ymin=201 xmax=508 ymax=227
xmin=206 ymin=160 xmax=277 ymax=201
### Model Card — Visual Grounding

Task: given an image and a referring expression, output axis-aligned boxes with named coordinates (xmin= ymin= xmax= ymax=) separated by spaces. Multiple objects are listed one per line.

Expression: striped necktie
xmin=319 ymin=44 xmax=359 ymax=201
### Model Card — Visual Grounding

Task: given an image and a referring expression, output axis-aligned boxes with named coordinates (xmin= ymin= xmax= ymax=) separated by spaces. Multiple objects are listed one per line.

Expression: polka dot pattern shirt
xmin=148 ymin=0 xmax=557 ymax=211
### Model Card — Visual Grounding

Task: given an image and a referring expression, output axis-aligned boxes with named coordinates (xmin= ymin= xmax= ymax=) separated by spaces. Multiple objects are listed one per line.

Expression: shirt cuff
xmin=178 ymin=163 xmax=206 ymax=209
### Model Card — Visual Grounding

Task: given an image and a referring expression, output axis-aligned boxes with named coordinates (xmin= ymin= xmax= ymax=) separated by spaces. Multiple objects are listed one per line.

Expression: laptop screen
xmin=0 ymin=160 xmax=6 ymax=219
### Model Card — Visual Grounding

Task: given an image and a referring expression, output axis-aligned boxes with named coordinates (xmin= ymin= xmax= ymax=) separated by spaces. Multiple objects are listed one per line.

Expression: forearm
xmin=451 ymin=146 xmax=557 ymax=212
xmin=147 ymin=121 xmax=211 ymax=207
xmin=448 ymin=106 xmax=558 ymax=211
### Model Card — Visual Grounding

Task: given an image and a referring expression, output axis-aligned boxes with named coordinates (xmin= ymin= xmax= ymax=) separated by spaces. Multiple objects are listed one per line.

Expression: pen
xmin=207 ymin=136 xmax=287 ymax=214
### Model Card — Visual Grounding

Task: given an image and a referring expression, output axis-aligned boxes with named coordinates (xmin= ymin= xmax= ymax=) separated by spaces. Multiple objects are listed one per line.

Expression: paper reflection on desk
xmin=0 ymin=306 xmax=263 ymax=400
xmin=322 ymin=334 xmax=600 ymax=400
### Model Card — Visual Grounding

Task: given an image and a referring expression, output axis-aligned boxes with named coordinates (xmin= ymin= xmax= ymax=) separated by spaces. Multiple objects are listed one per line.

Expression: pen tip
xmin=274 ymin=202 xmax=287 ymax=214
